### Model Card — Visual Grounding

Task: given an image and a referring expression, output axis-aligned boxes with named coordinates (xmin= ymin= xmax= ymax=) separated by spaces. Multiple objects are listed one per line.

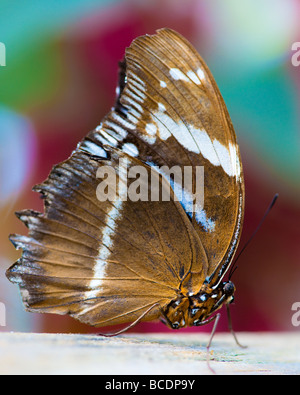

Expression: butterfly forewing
xmin=82 ymin=28 xmax=244 ymax=284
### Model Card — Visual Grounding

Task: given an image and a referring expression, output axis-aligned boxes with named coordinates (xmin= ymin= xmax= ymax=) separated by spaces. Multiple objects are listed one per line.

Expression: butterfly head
xmin=161 ymin=281 xmax=236 ymax=329
xmin=189 ymin=281 xmax=236 ymax=326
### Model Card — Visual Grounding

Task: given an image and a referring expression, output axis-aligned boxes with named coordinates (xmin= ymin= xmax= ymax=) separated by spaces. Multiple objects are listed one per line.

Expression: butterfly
xmin=6 ymin=29 xmax=244 ymax=343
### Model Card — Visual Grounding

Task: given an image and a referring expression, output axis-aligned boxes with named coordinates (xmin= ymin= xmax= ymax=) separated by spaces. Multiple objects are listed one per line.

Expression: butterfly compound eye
xmin=223 ymin=281 xmax=235 ymax=297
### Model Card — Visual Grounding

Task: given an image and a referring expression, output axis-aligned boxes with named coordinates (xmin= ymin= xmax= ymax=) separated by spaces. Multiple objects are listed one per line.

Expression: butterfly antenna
xmin=229 ymin=193 xmax=279 ymax=280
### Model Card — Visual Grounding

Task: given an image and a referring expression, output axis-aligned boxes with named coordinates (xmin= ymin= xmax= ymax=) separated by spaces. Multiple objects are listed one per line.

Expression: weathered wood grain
xmin=0 ymin=332 xmax=299 ymax=375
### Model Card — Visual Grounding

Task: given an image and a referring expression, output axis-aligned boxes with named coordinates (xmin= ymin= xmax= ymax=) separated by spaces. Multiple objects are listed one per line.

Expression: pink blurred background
xmin=0 ymin=0 xmax=299 ymax=335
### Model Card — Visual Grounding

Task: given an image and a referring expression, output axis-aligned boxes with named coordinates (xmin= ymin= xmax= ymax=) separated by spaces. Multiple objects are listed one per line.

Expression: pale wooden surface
xmin=0 ymin=332 xmax=299 ymax=375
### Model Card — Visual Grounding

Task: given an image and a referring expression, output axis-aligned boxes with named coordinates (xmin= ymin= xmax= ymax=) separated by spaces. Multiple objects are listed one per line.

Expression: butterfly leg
xmin=193 ymin=313 xmax=220 ymax=374
xmin=205 ymin=313 xmax=220 ymax=374
xmin=97 ymin=303 xmax=161 ymax=337
xmin=226 ymin=304 xmax=247 ymax=348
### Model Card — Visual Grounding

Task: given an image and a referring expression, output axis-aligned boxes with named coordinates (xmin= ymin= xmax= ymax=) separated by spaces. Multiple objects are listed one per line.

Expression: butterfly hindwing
xmin=7 ymin=149 xmax=208 ymax=327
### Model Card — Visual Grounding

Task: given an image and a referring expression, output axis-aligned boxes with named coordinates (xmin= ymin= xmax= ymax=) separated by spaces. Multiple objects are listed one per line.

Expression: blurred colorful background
xmin=0 ymin=0 xmax=299 ymax=335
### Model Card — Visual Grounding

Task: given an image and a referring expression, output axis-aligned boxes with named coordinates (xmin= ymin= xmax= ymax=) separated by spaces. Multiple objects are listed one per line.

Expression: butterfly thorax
xmin=161 ymin=281 xmax=235 ymax=329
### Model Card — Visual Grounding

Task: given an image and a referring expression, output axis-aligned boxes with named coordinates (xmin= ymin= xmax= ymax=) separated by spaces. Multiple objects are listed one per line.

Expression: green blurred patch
xmin=220 ymin=65 xmax=300 ymax=182
xmin=0 ymin=39 xmax=62 ymax=111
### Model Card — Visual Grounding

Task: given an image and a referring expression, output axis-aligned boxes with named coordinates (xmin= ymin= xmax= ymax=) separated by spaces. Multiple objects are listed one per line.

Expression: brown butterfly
xmin=6 ymin=29 xmax=245 ymax=346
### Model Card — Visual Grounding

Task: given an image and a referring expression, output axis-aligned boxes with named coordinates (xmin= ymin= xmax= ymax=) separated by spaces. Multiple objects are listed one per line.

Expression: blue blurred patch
xmin=0 ymin=106 xmax=37 ymax=205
